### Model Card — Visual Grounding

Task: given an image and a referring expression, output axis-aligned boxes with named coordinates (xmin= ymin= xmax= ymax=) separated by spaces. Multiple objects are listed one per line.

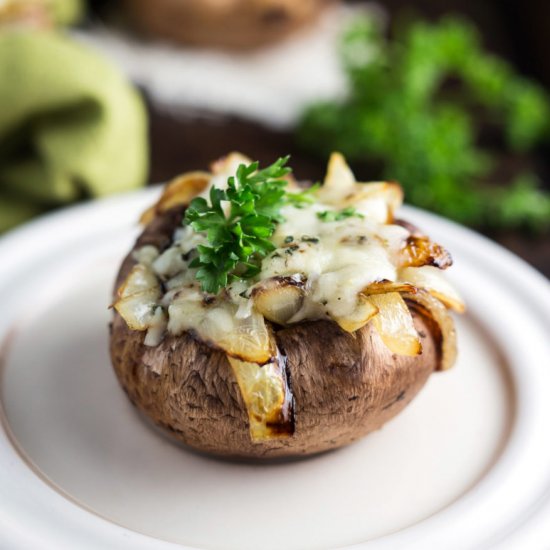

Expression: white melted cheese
xmin=121 ymin=153 xmax=462 ymax=350
xmin=258 ymin=203 xmax=407 ymax=320
xmin=141 ymin=197 xmax=410 ymax=336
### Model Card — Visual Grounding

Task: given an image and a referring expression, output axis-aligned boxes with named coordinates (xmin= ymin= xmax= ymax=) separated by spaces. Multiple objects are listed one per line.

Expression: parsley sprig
xmin=184 ymin=157 xmax=313 ymax=294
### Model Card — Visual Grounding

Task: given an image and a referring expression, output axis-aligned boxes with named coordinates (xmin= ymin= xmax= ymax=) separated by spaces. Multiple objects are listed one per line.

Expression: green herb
xmin=298 ymin=16 xmax=550 ymax=231
xmin=285 ymin=183 xmax=320 ymax=207
xmin=317 ymin=207 xmax=364 ymax=222
xmin=489 ymin=174 xmax=550 ymax=231
xmin=184 ymin=157 xmax=293 ymax=294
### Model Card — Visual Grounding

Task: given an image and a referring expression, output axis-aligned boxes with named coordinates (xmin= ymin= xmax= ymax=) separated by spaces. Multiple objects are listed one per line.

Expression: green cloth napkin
xmin=0 ymin=30 xmax=148 ymax=232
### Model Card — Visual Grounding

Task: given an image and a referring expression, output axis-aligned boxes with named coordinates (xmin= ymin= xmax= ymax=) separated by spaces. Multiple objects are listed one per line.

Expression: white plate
xmin=1 ymin=188 xmax=549 ymax=550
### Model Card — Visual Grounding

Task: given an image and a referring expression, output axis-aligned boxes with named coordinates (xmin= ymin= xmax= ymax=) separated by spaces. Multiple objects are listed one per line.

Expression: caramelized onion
xmin=251 ymin=276 xmax=305 ymax=325
xmin=317 ymin=153 xmax=403 ymax=223
xmin=113 ymin=265 xmax=162 ymax=331
xmin=361 ymin=280 xmax=416 ymax=296
xmin=342 ymin=182 xmax=403 ymax=222
xmin=227 ymin=355 xmax=293 ymax=442
xmin=403 ymin=290 xmax=458 ymax=371
xmin=210 ymin=152 xmax=252 ymax=176
xmin=332 ymin=295 xmax=379 ymax=333
xmin=399 ymin=266 xmax=465 ymax=313
xmin=319 ymin=152 xmax=356 ymax=203
xmin=368 ymin=292 xmax=422 ymax=356
xmin=140 ymin=171 xmax=210 ymax=225
xmin=399 ymin=235 xmax=453 ymax=270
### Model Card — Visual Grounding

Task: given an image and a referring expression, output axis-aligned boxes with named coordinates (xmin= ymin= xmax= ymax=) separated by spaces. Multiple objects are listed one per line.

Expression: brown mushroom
xmin=110 ymin=206 xmax=446 ymax=459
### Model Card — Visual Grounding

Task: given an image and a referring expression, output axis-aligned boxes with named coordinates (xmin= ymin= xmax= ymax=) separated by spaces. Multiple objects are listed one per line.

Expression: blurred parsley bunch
xmin=298 ymin=15 xmax=550 ymax=231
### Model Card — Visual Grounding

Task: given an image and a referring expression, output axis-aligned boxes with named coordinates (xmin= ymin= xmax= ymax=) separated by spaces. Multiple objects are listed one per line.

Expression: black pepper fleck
xmin=285 ymin=244 xmax=300 ymax=255
xmin=301 ymin=236 xmax=320 ymax=243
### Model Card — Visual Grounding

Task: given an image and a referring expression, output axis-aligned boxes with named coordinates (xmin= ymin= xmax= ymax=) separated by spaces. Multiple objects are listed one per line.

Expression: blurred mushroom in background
xmin=121 ymin=0 xmax=337 ymax=50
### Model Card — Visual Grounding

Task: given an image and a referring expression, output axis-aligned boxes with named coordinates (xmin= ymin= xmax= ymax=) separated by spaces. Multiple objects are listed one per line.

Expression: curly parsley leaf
xmin=285 ymin=183 xmax=320 ymax=207
xmin=184 ymin=157 xmax=293 ymax=294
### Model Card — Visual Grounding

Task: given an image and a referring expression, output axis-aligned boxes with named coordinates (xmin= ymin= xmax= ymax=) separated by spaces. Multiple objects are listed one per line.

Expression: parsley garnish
xmin=185 ymin=157 xmax=311 ymax=294
xmin=285 ymin=183 xmax=320 ymax=208
xmin=317 ymin=207 xmax=364 ymax=222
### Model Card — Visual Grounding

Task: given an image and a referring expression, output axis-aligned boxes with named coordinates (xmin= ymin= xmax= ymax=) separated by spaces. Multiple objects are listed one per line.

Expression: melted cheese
xmin=259 ymin=204 xmax=407 ymax=322
xmin=127 ymin=153 xmax=462 ymax=344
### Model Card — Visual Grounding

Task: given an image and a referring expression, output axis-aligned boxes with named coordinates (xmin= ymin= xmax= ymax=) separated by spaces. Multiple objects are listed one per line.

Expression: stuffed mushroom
xmin=110 ymin=153 xmax=464 ymax=458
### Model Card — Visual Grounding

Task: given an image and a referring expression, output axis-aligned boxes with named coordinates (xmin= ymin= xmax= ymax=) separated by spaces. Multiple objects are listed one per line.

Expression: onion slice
xmin=168 ymin=290 xmax=275 ymax=364
xmin=361 ymin=280 xmax=416 ymax=296
xmin=113 ymin=265 xmax=163 ymax=331
xmin=211 ymin=152 xmax=253 ymax=176
xmin=227 ymin=355 xmax=293 ymax=442
xmin=319 ymin=152 xmax=357 ymax=203
xmin=317 ymin=153 xmax=403 ymax=223
xmin=399 ymin=235 xmax=453 ymax=270
xmin=251 ymin=276 xmax=305 ymax=325
xmin=399 ymin=266 xmax=465 ymax=313
xmin=140 ymin=171 xmax=211 ymax=224
xmin=332 ymin=295 xmax=379 ymax=333
xmin=368 ymin=292 xmax=422 ymax=356
xmin=341 ymin=182 xmax=403 ymax=222
xmin=403 ymin=289 xmax=458 ymax=371
xmin=117 ymin=264 xmax=160 ymax=298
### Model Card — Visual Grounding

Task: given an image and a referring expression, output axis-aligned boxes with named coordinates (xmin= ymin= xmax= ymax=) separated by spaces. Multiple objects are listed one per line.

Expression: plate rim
xmin=1 ymin=188 xmax=549 ymax=550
